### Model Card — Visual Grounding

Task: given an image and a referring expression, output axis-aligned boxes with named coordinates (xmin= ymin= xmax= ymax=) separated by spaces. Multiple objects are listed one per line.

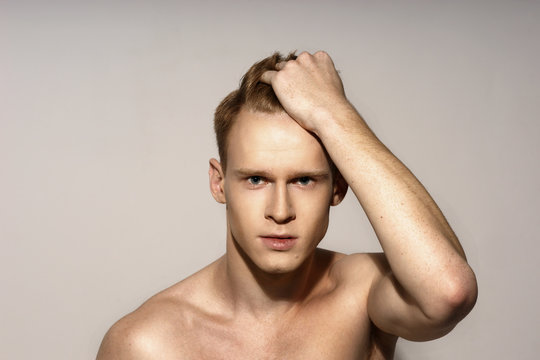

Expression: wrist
xmin=312 ymin=100 xmax=361 ymax=139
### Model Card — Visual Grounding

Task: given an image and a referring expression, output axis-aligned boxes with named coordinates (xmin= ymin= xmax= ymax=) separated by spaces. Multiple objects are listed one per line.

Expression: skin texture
xmin=97 ymin=51 xmax=478 ymax=359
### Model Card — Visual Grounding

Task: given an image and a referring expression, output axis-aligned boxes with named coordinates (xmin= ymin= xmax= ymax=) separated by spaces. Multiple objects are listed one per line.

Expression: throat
xmin=216 ymin=246 xmax=334 ymax=319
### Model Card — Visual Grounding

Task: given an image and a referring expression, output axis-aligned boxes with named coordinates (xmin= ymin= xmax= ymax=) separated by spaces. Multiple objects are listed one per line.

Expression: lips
xmin=260 ymin=234 xmax=297 ymax=251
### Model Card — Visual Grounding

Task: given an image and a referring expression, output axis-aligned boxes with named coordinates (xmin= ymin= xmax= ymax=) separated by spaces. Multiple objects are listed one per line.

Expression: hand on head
xmin=260 ymin=51 xmax=350 ymax=133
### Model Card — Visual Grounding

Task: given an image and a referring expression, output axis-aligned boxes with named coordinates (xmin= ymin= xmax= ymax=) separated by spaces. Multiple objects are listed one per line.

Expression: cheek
xmin=295 ymin=185 xmax=333 ymax=208
xmin=294 ymin=190 xmax=332 ymax=225
xmin=226 ymin=187 xmax=265 ymax=228
xmin=227 ymin=186 xmax=264 ymax=209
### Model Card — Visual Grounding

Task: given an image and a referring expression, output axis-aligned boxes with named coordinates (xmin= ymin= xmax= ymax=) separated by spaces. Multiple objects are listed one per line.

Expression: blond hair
xmin=213 ymin=52 xmax=297 ymax=171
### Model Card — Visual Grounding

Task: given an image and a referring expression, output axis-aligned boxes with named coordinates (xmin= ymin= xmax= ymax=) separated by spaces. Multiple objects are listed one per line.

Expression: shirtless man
xmin=97 ymin=51 xmax=478 ymax=359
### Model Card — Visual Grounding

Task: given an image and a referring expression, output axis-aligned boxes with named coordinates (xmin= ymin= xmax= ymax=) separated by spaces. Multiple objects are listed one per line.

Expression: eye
xmin=296 ymin=176 xmax=312 ymax=186
xmin=248 ymin=176 xmax=264 ymax=185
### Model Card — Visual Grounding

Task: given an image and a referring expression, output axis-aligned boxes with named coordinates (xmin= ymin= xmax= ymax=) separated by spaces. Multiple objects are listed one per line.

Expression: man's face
xmin=212 ymin=108 xmax=344 ymax=274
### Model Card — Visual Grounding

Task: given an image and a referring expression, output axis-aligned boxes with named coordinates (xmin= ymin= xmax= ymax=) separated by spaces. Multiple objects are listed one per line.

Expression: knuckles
xmin=296 ymin=51 xmax=312 ymax=61
xmin=292 ymin=51 xmax=333 ymax=72
xmin=313 ymin=50 xmax=330 ymax=59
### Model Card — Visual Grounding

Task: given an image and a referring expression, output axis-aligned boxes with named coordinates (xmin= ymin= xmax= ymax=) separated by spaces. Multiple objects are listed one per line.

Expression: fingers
xmin=260 ymin=70 xmax=277 ymax=84
xmin=261 ymin=51 xmax=335 ymax=84
xmin=275 ymin=61 xmax=287 ymax=70
xmin=260 ymin=61 xmax=287 ymax=84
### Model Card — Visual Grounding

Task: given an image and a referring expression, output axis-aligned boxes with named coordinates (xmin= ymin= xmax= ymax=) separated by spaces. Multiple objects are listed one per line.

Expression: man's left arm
xmin=261 ymin=51 xmax=478 ymax=340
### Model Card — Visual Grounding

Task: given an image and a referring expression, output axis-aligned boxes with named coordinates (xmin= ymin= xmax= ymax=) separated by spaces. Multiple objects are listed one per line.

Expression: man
xmin=97 ymin=51 xmax=477 ymax=359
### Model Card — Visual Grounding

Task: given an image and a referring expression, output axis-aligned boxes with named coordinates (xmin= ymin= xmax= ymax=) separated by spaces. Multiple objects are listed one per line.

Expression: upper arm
xmin=334 ymin=252 xmax=473 ymax=342
xmin=365 ymin=253 xmax=474 ymax=341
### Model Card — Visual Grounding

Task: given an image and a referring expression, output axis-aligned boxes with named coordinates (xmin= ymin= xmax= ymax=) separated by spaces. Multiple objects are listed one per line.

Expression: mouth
xmin=260 ymin=234 xmax=297 ymax=251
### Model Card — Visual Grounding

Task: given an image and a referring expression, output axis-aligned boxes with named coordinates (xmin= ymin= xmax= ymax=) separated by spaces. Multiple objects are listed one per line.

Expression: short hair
xmin=214 ymin=51 xmax=297 ymax=171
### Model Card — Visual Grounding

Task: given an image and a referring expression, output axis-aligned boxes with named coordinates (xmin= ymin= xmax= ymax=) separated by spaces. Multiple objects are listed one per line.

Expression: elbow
xmin=425 ymin=265 xmax=478 ymax=326
xmin=445 ymin=272 xmax=478 ymax=322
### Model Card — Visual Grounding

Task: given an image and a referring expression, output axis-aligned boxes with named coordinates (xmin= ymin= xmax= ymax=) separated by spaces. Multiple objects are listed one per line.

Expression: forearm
xmin=316 ymin=103 xmax=475 ymax=315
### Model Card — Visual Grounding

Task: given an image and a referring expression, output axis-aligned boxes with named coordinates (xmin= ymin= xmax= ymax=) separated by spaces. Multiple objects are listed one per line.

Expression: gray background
xmin=1 ymin=0 xmax=539 ymax=359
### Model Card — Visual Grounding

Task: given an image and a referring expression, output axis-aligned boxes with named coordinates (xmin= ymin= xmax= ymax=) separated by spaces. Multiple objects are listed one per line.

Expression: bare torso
xmin=100 ymin=250 xmax=397 ymax=359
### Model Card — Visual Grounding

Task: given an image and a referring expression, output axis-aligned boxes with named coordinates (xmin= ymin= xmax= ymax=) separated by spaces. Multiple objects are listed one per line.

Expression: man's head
xmin=214 ymin=52 xmax=297 ymax=172
xmin=209 ymin=52 xmax=348 ymax=274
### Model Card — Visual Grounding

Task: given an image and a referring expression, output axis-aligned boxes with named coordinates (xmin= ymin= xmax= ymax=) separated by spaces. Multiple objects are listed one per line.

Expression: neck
xmin=216 ymin=235 xmax=323 ymax=319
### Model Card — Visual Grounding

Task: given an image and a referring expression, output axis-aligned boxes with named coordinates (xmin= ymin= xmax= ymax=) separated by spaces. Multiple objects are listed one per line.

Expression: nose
xmin=265 ymin=182 xmax=296 ymax=224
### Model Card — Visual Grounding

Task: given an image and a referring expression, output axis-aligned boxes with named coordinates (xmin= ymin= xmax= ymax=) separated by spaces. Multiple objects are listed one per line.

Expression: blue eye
xmin=248 ymin=176 xmax=263 ymax=185
xmin=297 ymin=177 xmax=312 ymax=185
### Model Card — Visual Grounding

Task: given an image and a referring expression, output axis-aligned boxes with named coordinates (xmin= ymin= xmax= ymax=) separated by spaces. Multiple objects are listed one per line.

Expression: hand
xmin=260 ymin=51 xmax=352 ymax=134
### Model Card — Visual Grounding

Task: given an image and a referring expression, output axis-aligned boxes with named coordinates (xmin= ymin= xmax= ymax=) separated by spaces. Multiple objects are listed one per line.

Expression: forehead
xmin=226 ymin=109 xmax=331 ymax=173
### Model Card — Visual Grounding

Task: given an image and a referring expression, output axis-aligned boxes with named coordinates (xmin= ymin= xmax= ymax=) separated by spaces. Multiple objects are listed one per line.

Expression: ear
xmin=209 ymin=158 xmax=226 ymax=204
xmin=331 ymin=171 xmax=348 ymax=206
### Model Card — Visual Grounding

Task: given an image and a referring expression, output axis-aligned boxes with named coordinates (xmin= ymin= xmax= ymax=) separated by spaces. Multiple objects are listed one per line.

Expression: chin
xmin=262 ymin=264 xmax=296 ymax=275
xmin=255 ymin=253 xmax=307 ymax=275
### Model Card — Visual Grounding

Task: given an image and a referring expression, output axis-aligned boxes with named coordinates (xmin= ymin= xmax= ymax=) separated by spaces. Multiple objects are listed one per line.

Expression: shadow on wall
xmin=394 ymin=349 xmax=405 ymax=360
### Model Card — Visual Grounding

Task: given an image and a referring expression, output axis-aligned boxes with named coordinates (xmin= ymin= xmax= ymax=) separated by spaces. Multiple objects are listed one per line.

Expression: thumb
xmin=260 ymin=70 xmax=277 ymax=85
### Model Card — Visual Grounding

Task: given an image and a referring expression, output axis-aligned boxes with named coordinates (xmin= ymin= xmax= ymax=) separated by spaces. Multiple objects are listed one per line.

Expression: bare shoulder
xmin=329 ymin=251 xmax=390 ymax=288
xmin=97 ymin=261 xmax=221 ymax=359
xmin=96 ymin=302 xmax=177 ymax=359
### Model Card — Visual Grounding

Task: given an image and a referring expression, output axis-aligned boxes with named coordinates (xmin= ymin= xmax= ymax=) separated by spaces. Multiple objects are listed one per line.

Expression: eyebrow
xmin=232 ymin=168 xmax=331 ymax=179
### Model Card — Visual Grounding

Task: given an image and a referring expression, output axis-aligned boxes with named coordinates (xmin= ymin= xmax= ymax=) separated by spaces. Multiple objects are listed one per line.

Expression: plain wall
xmin=1 ymin=0 xmax=539 ymax=359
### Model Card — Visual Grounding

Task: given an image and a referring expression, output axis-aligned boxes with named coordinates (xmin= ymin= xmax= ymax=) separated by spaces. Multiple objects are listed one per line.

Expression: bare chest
xmin=178 ymin=303 xmax=393 ymax=360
